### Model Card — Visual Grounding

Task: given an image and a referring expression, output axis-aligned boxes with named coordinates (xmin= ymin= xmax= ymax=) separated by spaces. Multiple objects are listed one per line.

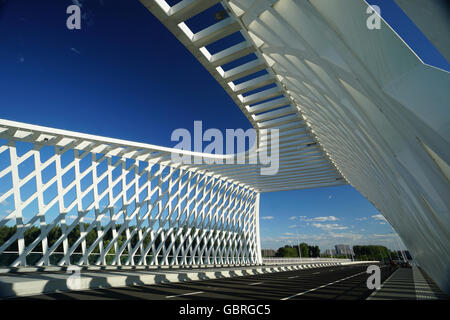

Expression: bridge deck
xmin=1 ymin=261 xmax=351 ymax=299
xmin=3 ymin=263 xmax=382 ymax=300
xmin=368 ymin=266 xmax=448 ymax=300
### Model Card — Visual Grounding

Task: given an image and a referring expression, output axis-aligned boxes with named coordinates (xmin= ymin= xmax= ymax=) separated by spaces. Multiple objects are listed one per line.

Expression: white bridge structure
xmin=0 ymin=0 xmax=449 ymax=294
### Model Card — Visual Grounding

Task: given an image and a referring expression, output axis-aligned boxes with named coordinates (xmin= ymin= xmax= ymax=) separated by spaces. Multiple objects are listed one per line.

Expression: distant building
xmin=261 ymin=249 xmax=276 ymax=257
xmin=324 ymin=249 xmax=336 ymax=256
xmin=335 ymin=244 xmax=354 ymax=256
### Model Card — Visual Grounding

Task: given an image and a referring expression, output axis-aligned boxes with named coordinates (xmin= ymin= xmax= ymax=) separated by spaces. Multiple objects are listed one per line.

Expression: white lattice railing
xmin=0 ymin=120 xmax=261 ymax=267
xmin=262 ymin=258 xmax=351 ymax=265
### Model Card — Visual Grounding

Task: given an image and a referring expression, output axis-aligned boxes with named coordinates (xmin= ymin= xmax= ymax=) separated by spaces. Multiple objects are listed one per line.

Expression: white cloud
xmin=288 ymin=224 xmax=297 ymax=229
xmin=371 ymin=214 xmax=386 ymax=221
xmin=260 ymin=236 xmax=284 ymax=243
xmin=0 ymin=200 xmax=8 ymax=206
xmin=312 ymin=223 xmax=348 ymax=231
xmin=261 ymin=231 xmax=405 ymax=251
xmin=306 ymin=216 xmax=339 ymax=222
xmin=372 ymin=214 xmax=389 ymax=224
xmin=79 ymin=216 xmax=108 ymax=222
xmin=289 ymin=216 xmax=297 ymax=220
xmin=261 ymin=216 xmax=274 ymax=220
xmin=282 ymin=232 xmax=295 ymax=236
xmin=356 ymin=217 xmax=368 ymax=221
xmin=328 ymin=232 xmax=364 ymax=241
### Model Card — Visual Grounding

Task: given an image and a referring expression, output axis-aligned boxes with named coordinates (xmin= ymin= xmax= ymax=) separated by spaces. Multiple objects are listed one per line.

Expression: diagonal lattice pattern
xmin=138 ymin=0 xmax=347 ymax=193
xmin=0 ymin=121 xmax=261 ymax=267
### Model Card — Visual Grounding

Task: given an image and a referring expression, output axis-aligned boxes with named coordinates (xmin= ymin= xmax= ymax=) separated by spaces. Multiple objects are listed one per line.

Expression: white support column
xmin=254 ymin=192 xmax=262 ymax=265
xmin=9 ymin=141 xmax=26 ymax=266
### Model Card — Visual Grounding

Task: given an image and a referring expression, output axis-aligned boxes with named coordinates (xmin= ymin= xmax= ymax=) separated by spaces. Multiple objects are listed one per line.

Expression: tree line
xmin=0 ymin=224 xmax=245 ymax=255
xmin=353 ymin=245 xmax=401 ymax=261
xmin=271 ymin=243 xmax=321 ymax=258
xmin=266 ymin=244 xmax=403 ymax=260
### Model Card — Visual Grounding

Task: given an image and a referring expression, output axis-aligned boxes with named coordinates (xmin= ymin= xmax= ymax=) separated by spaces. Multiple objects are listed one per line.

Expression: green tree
xmin=24 ymin=226 xmax=41 ymax=252
xmin=276 ymin=243 xmax=315 ymax=258
xmin=299 ymin=242 xmax=309 ymax=257
xmin=353 ymin=245 xmax=391 ymax=260
xmin=0 ymin=225 xmax=17 ymax=250
xmin=277 ymin=245 xmax=298 ymax=257
xmin=308 ymin=245 xmax=320 ymax=257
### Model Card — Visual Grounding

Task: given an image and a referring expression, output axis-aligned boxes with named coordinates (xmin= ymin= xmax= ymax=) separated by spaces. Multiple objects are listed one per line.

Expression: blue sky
xmin=1 ymin=0 xmax=445 ymax=252
xmin=258 ymin=185 xmax=405 ymax=251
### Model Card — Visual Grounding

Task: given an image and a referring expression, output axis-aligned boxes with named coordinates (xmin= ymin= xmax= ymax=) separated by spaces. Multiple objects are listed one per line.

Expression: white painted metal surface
xmin=138 ymin=0 xmax=450 ymax=293
xmin=139 ymin=0 xmax=347 ymax=193
xmin=0 ymin=120 xmax=261 ymax=267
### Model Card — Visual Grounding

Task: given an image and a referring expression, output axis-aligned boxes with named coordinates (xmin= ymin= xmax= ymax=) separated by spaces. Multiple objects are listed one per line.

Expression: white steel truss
xmin=1 ymin=0 xmax=449 ymax=297
xmin=138 ymin=0 xmax=347 ymax=193
xmin=0 ymin=120 xmax=261 ymax=267
xmin=139 ymin=0 xmax=450 ymax=293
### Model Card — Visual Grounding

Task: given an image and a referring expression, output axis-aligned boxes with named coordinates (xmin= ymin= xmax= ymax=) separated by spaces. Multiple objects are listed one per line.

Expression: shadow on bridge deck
xmin=367 ymin=266 xmax=448 ymax=300
xmin=1 ymin=261 xmax=354 ymax=299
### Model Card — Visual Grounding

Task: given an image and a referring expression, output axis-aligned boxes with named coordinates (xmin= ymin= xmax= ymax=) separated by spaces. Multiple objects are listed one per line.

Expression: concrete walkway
xmin=367 ymin=266 xmax=448 ymax=300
